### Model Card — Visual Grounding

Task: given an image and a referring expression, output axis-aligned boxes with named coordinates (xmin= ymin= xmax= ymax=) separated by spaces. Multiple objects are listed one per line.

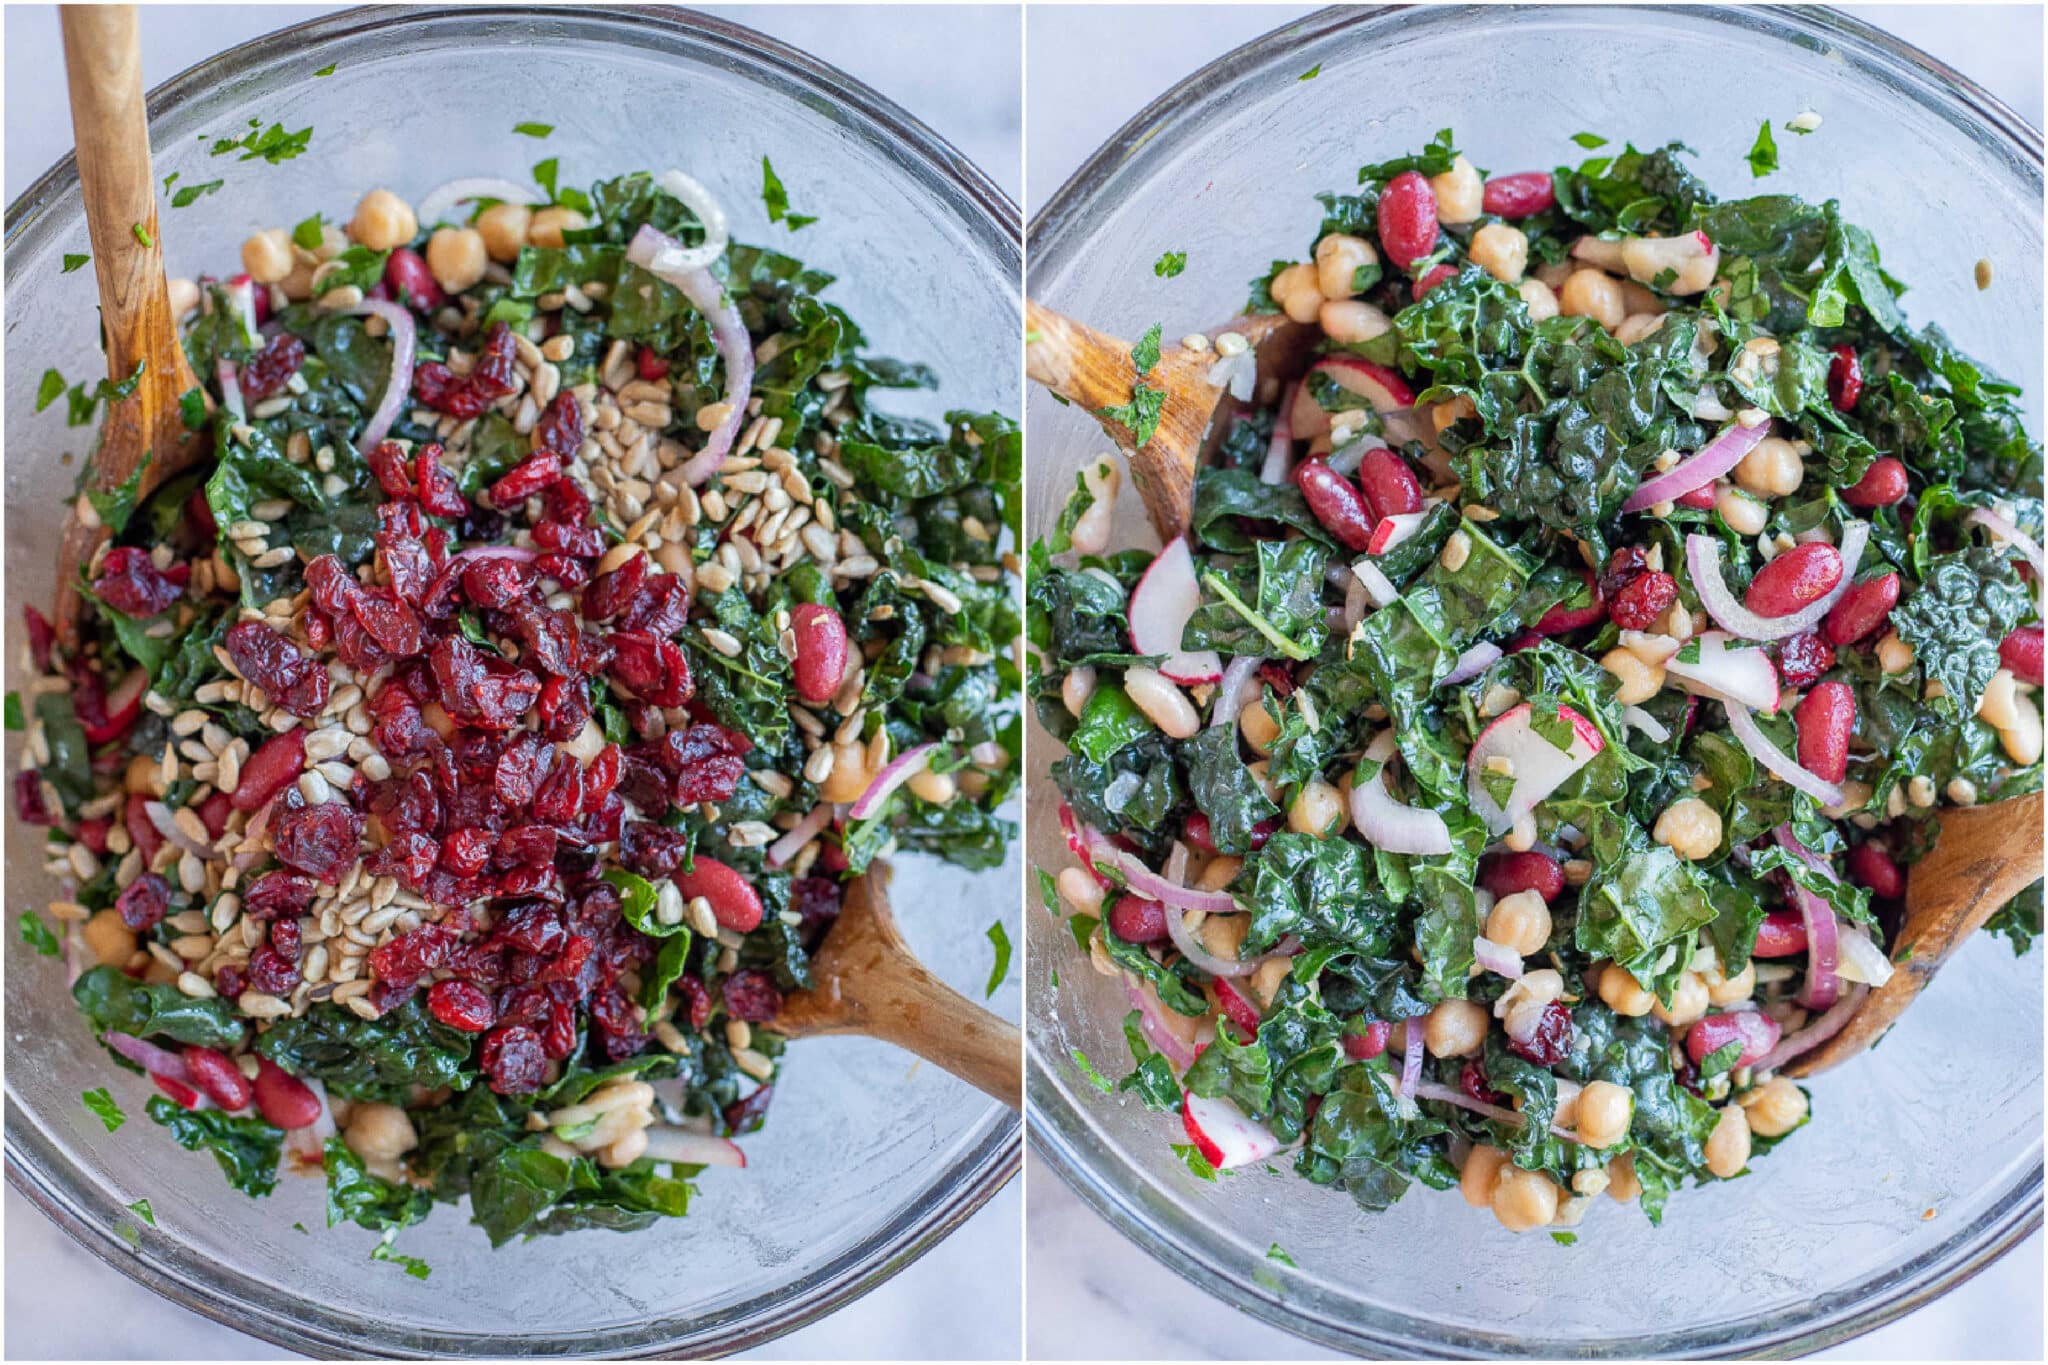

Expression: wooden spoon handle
xmin=845 ymin=955 xmax=1023 ymax=1109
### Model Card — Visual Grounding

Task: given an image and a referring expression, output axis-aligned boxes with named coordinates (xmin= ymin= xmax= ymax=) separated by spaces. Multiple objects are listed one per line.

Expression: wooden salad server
xmin=772 ymin=862 xmax=1021 ymax=1109
xmin=53 ymin=4 xmax=209 ymax=648
xmin=1025 ymin=297 xmax=1309 ymax=541
xmin=1789 ymin=788 xmax=2044 ymax=1076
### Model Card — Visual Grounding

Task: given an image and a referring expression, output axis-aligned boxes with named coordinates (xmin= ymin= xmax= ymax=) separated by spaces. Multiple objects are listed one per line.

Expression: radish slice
xmin=1441 ymin=641 xmax=1502 ymax=688
xmin=1725 ymin=703 xmax=1845 ymax=806
xmin=1622 ymin=420 xmax=1770 ymax=512
xmin=1262 ymin=384 xmax=1297 ymax=483
xmin=766 ymin=802 xmax=835 ymax=867
xmin=1181 ymin=1092 xmax=1283 ymax=1169
xmin=1620 ymin=705 xmax=1671 ymax=742
xmin=1311 ymin=355 xmax=1415 ymax=412
xmin=414 ymin=177 xmax=541 ymax=228
xmin=1165 ymin=903 xmax=1258 ymax=978
xmin=1351 ymin=559 xmax=1399 ymax=610
xmin=346 ymin=299 xmax=417 ymax=449
xmin=281 ymin=1077 xmax=335 ymax=1170
xmin=1663 ymin=631 xmax=1782 ymax=714
xmin=1350 ymin=731 xmax=1452 ymax=855
xmin=1835 ymin=925 xmax=1894 ymax=986
xmin=1078 ymin=823 xmax=1240 ymax=915
xmin=1124 ymin=982 xmax=1197 ymax=1069
xmin=144 ymin=801 xmax=214 ymax=860
xmin=1464 ymin=702 xmax=1605 ymax=836
xmin=1686 ymin=523 xmax=1869 ymax=642
xmin=1751 ymin=985 xmax=1868 ymax=1073
xmin=103 ymin=1031 xmax=192 ymax=1082
xmin=1209 ymin=656 xmax=1263 ymax=729
xmin=1129 ymin=537 xmax=1223 ymax=684
xmin=643 ymin=1126 xmax=747 ymax=1168
xmin=1368 ymin=511 xmax=1430 ymax=556
xmin=226 ymin=275 xmax=261 ymax=341
xmin=216 ymin=359 xmax=246 ymax=423
xmin=624 ymin=228 xmax=753 ymax=486
xmin=1473 ymin=937 xmax=1524 ymax=978
xmin=1968 ymin=508 xmax=2045 ymax=603
xmin=847 ymin=742 xmax=936 ymax=820
xmin=1569 ymin=236 xmax=1627 ymax=271
xmin=1619 ymin=230 xmax=1719 ymax=295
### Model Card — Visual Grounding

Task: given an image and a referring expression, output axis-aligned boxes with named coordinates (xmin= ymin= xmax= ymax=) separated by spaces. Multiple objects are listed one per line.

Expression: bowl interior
xmin=6 ymin=7 xmax=1019 ymax=1357
xmin=1026 ymin=6 xmax=2042 ymax=1357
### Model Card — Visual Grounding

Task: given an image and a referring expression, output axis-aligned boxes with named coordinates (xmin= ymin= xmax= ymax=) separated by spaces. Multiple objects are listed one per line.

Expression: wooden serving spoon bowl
xmin=773 ymin=862 xmax=1021 ymax=1109
xmin=54 ymin=4 xmax=210 ymax=649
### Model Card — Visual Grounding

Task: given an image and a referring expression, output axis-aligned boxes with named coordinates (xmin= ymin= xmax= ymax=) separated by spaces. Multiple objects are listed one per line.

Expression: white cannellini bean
xmin=1067 ymin=457 xmax=1120 ymax=556
xmin=1121 ymin=667 xmax=1200 ymax=739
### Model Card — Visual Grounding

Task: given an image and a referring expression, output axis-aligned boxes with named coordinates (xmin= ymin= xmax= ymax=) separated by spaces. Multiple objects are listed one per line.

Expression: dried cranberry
xmin=487 ymin=454 xmax=563 ymax=508
xmin=495 ymin=901 xmax=568 ymax=956
xmin=533 ymin=518 xmax=604 ymax=559
xmin=1776 ymin=631 xmax=1836 ymax=688
xmin=369 ymin=685 xmax=429 ymax=759
xmin=367 ymin=830 xmax=439 ymax=887
xmin=269 ymin=916 xmax=302 ymax=960
xmin=368 ymin=923 xmax=458 ymax=988
xmin=239 ymin=332 xmax=306 ymax=402
xmin=115 ymin=873 xmax=172 ymax=931
xmin=532 ymin=392 xmax=586 ymax=460
xmin=648 ymin=723 xmax=745 ymax=805
xmin=242 ymin=870 xmax=318 ymax=920
xmin=533 ymin=757 xmax=584 ymax=823
xmin=94 ymin=547 xmax=186 ymax=618
xmin=248 ymin=945 xmax=302 ymax=996
xmin=412 ymin=361 xmax=493 ymax=419
xmin=618 ymin=573 xmax=691 ymax=638
xmin=470 ymin=322 xmax=519 ymax=398
xmin=1608 ymin=571 xmax=1678 ymax=632
xmin=636 ymin=345 xmax=670 ymax=381
xmin=427 ymin=979 xmax=496 ymax=1032
xmin=790 ymin=876 xmax=843 ymax=935
xmin=415 ymin=446 xmax=469 ymax=519
xmin=495 ymin=825 xmax=558 ymax=867
xmin=270 ymin=800 xmax=363 ymax=882
xmin=214 ymin=963 xmax=249 ymax=1000
xmin=582 ymin=745 xmax=623 ymax=810
xmin=224 ymin=620 xmax=328 ymax=718
xmin=534 ymin=554 xmax=588 ymax=590
xmin=23 ymin=605 xmax=55 ymax=673
xmin=1506 ymin=1000 xmax=1574 ymax=1066
xmin=368 ymin=441 xmax=417 ymax=501
xmin=620 ymin=821 xmax=692 ymax=877
xmin=350 ymin=589 xmax=425 ymax=657
xmin=722 ymin=969 xmax=784 ymax=1022
xmin=479 ymin=1023 xmax=547 ymax=1094
xmin=14 ymin=771 xmax=56 ymax=827
xmin=1460 ymin=1060 xmax=1508 ymax=1106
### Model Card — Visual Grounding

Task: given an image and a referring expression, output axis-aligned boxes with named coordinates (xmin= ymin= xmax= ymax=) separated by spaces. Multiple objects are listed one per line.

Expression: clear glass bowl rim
xmin=4 ymin=5 xmax=1020 ymax=1358
xmin=1025 ymin=4 xmax=2042 ymax=1358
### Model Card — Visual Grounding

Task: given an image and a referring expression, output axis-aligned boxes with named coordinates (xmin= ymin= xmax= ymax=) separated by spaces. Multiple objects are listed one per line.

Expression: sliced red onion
xmin=1209 ymin=657 xmax=1264 ymax=729
xmin=1124 ymin=982 xmax=1198 ymax=1069
xmin=1622 ymin=420 xmax=1769 ymax=512
xmin=347 ymin=299 xmax=417 ymax=450
xmin=1686 ymin=522 xmax=1869 ymax=641
xmin=622 ymin=233 xmax=755 ymax=486
xmin=1751 ymin=985 xmax=1868 ymax=1073
xmin=1775 ymin=826 xmax=1840 ymax=1009
xmin=1339 ymin=573 xmax=1371 ymax=633
xmin=1352 ymin=559 xmax=1398 ymax=609
xmin=848 ymin=742 xmax=936 ymax=820
xmin=653 ymin=169 xmax=733 ymax=270
xmin=1835 ymin=926 xmax=1894 ymax=987
xmin=766 ymin=802 xmax=835 ymax=868
xmin=1473 ymin=936 xmax=1525 ymax=979
xmin=1725 ymin=703 xmax=1845 ymax=806
xmin=144 ymin=801 xmax=214 ymax=859
xmin=1620 ymin=705 xmax=1670 ymax=742
xmin=1440 ymin=640 xmax=1502 ymax=688
xmin=1350 ymin=731 xmax=1453 ymax=856
xmin=1968 ymin=508 xmax=2044 ymax=579
xmin=414 ymin=177 xmax=541 ymax=228
xmin=1079 ymin=824 xmax=1240 ymax=915
xmin=1412 ymin=1079 xmax=1581 ymax=1142
xmin=103 ymin=1031 xmax=191 ymax=1082
xmin=1398 ymin=1019 xmax=1426 ymax=1106
xmin=642 ymin=1126 xmax=747 ymax=1168
xmin=1164 ymin=904 xmax=1259 ymax=978
xmin=1261 ymin=383 xmax=1297 ymax=485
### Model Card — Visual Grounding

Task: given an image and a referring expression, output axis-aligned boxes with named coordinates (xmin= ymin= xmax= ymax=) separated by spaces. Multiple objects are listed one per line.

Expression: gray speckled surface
xmin=3 ymin=5 xmax=1019 ymax=1360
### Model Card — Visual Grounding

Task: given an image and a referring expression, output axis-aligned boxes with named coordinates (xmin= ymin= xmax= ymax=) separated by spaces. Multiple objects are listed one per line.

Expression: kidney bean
xmin=1840 ymin=455 xmax=1905 ymax=507
xmin=1676 ymin=484 xmax=1717 ymax=510
xmin=1294 ymin=457 xmax=1376 ymax=551
xmin=1108 ymin=894 xmax=1169 ymax=945
xmin=1823 ymin=571 xmax=1900 ymax=646
xmin=1752 ymin=910 xmax=1808 ymax=958
xmin=1533 ymin=571 xmax=1605 ymax=635
xmin=789 ymin=602 xmax=849 ymax=705
xmin=232 ymin=728 xmax=307 ymax=812
xmin=1684 ymin=1010 xmax=1782 ymax=1068
xmin=185 ymin=1045 xmax=254 ymax=1110
xmin=1793 ymin=680 xmax=1855 ymax=782
xmin=1845 ymin=842 xmax=1905 ymax=899
xmin=671 ymin=855 xmax=764 ymax=932
xmin=251 ymin=1058 xmax=323 ymax=1129
xmin=384 ymin=248 xmax=445 ymax=312
xmin=1478 ymin=850 xmax=1564 ymax=903
xmin=1344 ymin=1020 xmax=1392 ymax=1060
xmin=1999 ymin=625 xmax=2044 ymax=686
xmin=1412 ymin=264 xmax=1458 ymax=301
xmin=1745 ymin=542 xmax=1843 ymax=618
xmin=1184 ymin=811 xmax=1218 ymax=855
xmin=1826 ymin=344 xmax=1864 ymax=412
xmin=1357 ymin=447 xmax=1425 ymax=523
xmin=1376 ymin=171 xmax=1440 ymax=270
xmin=1481 ymin=172 xmax=1556 ymax=219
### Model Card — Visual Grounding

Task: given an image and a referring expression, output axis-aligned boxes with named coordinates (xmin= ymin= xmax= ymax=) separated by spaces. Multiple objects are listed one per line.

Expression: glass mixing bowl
xmin=1025 ymin=5 xmax=2042 ymax=1356
xmin=5 ymin=6 xmax=1020 ymax=1356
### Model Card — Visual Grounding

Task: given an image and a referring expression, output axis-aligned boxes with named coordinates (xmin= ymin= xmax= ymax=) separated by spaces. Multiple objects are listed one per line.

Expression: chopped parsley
xmin=313 ymin=62 xmax=336 ymax=77
xmin=21 ymin=911 xmax=62 ymax=957
xmin=128 ymin=1198 xmax=156 ymax=1226
xmin=83 ymin=1087 xmax=126 ymax=1132
xmin=1153 ymin=250 xmax=1188 ymax=279
xmin=512 ymin=121 xmax=555 ymax=138
xmin=1746 ymin=119 xmax=1779 ymax=178
xmin=291 ymin=213 xmax=326 ymax=250
xmin=1266 ymin=1242 xmax=1296 ymax=1265
xmin=984 ymin=920 xmax=1012 ymax=997
xmin=4 ymin=691 xmax=23 ymax=729
xmin=61 ymin=253 xmax=89 ymax=273
xmin=1571 ymin=131 xmax=1609 ymax=148
xmin=208 ymin=119 xmax=313 ymax=165
xmin=1072 ymin=1048 xmax=1114 ymax=1093
xmin=761 ymin=156 xmax=817 ymax=230
xmin=35 ymin=369 xmax=66 ymax=413
xmin=131 ymin=223 xmax=153 ymax=248
xmin=1298 ymin=64 xmax=1321 ymax=81
xmin=1097 ymin=323 xmax=1167 ymax=448
xmin=1170 ymin=1142 xmax=1220 ymax=1181
xmin=169 ymin=179 xmax=224 ymax=209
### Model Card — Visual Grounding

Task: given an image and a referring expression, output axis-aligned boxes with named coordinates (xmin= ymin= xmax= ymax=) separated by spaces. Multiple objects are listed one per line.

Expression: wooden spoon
xmin=772 ymin=861 xmax=1021 ymax=1109
xmin=1789 ymin=788 xmax=2043 ymax=1077
xmin=1025 ymin=297 xmax=1310 ymax=541
xmin=53 ymin=4 xmax=209 ymax=649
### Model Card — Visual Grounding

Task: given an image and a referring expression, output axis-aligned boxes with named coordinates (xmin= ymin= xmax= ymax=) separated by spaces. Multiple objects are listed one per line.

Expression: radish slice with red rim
xmin=1129 ymin=537 xmax=1223 ymax=684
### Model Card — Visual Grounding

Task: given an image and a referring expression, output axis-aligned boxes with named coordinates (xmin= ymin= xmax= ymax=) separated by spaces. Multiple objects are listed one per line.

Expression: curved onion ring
xmin=346 ymin=299 xmax=418 ymax=450
xmin=1398 ymin=1018 xmax=1426 ymax=1108
xmin=415 ymin=177 xmax=541 ymax=228
xmin=1441 ymin=640 xmax=1502 ymax=688
xmin=848 ymin=742 xmax=936 ymax=821
xmin=766 ymin=802 xmax=836 ymax=868
xmin=1349 ymin=731 xmax=1453 ymax=856
xmin=625 ymin=225 xmax=755 ymax=487
xmin=1078 ymin=823 xmax=1238 ymax=915
xmin=1125 ymin=982 xmax=1198 ymax=1069
xmin=1622 ymin=419 xmax=1769 ymax=512
xmin=1724 ymin=702 xmax=1845 ymax=806
xmin=1164 ymin=902 xmax=1260 ymax=978
xmin=654 ymin=169 xmax=733 ymax=271
xmin=1473 ymin=936 xmax=1525 ymax=979
xmin=1686 ymin=522 xmax=1870 ymax=642
xmin=1751 ymin=985 xmax=1868 ymax=1073
xmin=1210 ymin=656 xmax=1264 ymax=730
xmin=1968 ymin=507 xmax=2044 ymax=576
xmin=1412 ymin=1080 xmax=1582 ymax=1142
xmin=1620 ymin=704 xmax=1671 ymax=742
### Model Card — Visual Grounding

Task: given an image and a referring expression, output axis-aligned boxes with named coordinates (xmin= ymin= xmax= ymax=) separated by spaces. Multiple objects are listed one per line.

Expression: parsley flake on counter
xmin=1154 ymin=250 xmax=1188 ymax=279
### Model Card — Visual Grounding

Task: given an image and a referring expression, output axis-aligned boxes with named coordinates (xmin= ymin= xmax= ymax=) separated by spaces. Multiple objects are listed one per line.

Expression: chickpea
xmin=1653 ymin=797 xmax=1722 ymax=861
xmin=1613 ymin=313 xmax=1665 ymax=345
xmin=1597 ymin=962 xmax=1657 ymax=1017
xmin=1650 ymin=971 xmax=1710 ymax=1028
xmin=349 ymin=188 xmax=418 ymax=251
xmin=1600 ymin=646 xmax=1665 ymax=705
xmin=1704 ymin=1104 xmax=1752 ymax=1178
xmin=1619 ymin=279 xmax=1662 ymax=317
xmin=1270 ymin=261 xmax=1323 ymax=325
xmin=344 ymin=1102 xmax=419 ymax=1163
xmin=1062 ymin=665 xmax=1097 ymax=719
xmin=1576 ymin=1080 xmax=1634 ymax=1148
xmin=1533 ymin=258 xmax=1574 ymax=290
xmin=1467 ymin=223 xmax=1529 ymax=284
xmin=1560 ymin=269 xmax=1626 ymax=331
xmin=1123 ymin=667 xmax=1201 ymax=739
xmin=818 ymin=740 xmax=871 ymax=803
xmin=240 ymin=228 xmax=295 ymax=285
xmin=1288 ymin=779 xmax=1346 ymax=838
xmin=1250 ymin=955 xmax=1292 ymax=1008
xmin=1460 ymin=1144 xmax=1510 ymax=1207
xmin=907 ymin=766 xmax=957 ymax=805
xmin=1876 ymin=631 xmax=1916 ymax=675
xmin=1194 ymin=855 xmax=1242 ymax=891
xmin=2000 ymin=692 xmax=2043 ymax=766
xmin=1068 ymin=457 xmax=1120 ymax=557
xmin=476 ymin=201 xmax=533 ymax=263
xmin=1199 ymin=910 xmax=1249 ymax=963
xmin=528 ymin=205 xmax=588 ymax=249
xmin=1704 ymin=960 xmax=1756 ymax=1006
xmin=1485 ymin=889 xmax=1552 ymax=957
xmin=1319 ymin=299 xmax=1392 ymax=345
xmin=1734 ymin=436 xmax=1804 ymax=498
xmin=166 ymin=276 xmax=201 ymax=320
xmin=1517 ymin=278 xmax=1561 ymax=322
xmin=81 ymin=908 xmax=136 ymax=967
xmin=1715 ymin=482 xmax=1769 ymax=536
xmin=1606 ymin=1153 xmax=1643 ymax=1203
xmin=1738 ymin=1076 xmax=1810 ymax=1137
xmin=1056 ymin=866 xmax=1104 ymax=915
xmin=1239 ymin=699 xmax=1282 ymax=755
xmin=1246 ymin=759 xmax=1282 ymax=804
xmin=425 ymin=227 xmax=489 ymax=294
xmin=1491 ymin=1165 xmax=1561 ymax=1233
xmin=1429 ymin=155 xmax=1485 ymax=225
xmin=1424 ymin=998 xmax=1489 ymax=1058
xmin=1314 ymin=232 xmax=1378 ymax=299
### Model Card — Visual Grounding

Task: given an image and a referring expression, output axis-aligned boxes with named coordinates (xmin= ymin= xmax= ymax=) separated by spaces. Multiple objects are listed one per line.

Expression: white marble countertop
xmin=2 ymin=5 xmax=1019 ymax=1360
xmin=1023 ymin=4 xmax=2042 ymax=1361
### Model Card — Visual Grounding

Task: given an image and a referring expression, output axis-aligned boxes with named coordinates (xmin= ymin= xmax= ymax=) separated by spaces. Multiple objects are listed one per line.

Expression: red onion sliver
xmin=848 ymin=742 xmax=936 ymax=821
xmin=1621 ymin=419 xmax=1769 ymax=512
xmin=1164 ymin=900 xmax=1259 ymax=978
xmin=415 ymin=177 xmax=541 ymax=228
xmin=1412 ymin=1079 xmax=1582 ymax=1142
xmin=103 ymin=1031 xmax=191 ymax=1082
xmin=1776 ymin=826 xmax=1841 ymax=1009
xmin=1079 ymin=824 xmax=1240 ymax=915
xmin=623 ymin=227 xmax=753 ymax=486
xmin=1724 ymin=702 xmax=1845 ymax=806
xmin=1473 ymin=936 xmax=1525 ymax=979
xmin=1620 ymin=704 xmax=1670 ymax=742
xmin=766 ymin=802 xmax=836 ymax=868
xmin=1349 ymin=731 xmax=1453 ymax=856
xmin=1352 ymin=559 xmax=1398 ymax=609
xmin=1261 ymin=383 xmax=1297 ymax=485
xmin=1687 ymin=522 xmax=1869 ymax=642
xmin=1751 ymin=985 xmax=1868 ymax=1073
xmin=1398 ymin=1018 xmax=1426 ymax=1104
xmin=1967 ymin=507 xmax=2044 ymax=576
xmin=216 ymin=359 xmax=246 ymax=423
xmin=1124 ymin=981 xmax=1197 ymax=1069
xmin=1440 ymin=640 xmax=1502 ymax=688
xmin=347 ymin=299 xmax=417 ymax=450
xmin=1209 ymin=656 xmax=1264 ymax=729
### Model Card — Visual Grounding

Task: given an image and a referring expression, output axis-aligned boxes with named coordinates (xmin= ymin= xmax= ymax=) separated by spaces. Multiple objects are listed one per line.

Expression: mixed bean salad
xmin=20 ymin=160 xmax=1019 ymax=1258
xmin=1032 ymin=132 xmax=2043 ymax=1233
